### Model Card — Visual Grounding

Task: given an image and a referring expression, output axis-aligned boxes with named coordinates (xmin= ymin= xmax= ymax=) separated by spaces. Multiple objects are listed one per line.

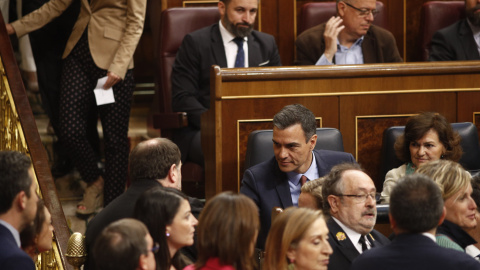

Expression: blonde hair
xmin=263 ymin=207 xmax=324 ymax=270
xmin=300 ymin=177 xmax=325 ymax=209
xmin=416 ymin=160 xmax=471 ymax=201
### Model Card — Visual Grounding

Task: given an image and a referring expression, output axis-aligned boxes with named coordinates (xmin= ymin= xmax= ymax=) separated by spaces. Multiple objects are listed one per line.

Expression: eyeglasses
xmin=336 ymin=193 xmax=377 ymax=203
xmin=343 ymin=2 xmax=379 ymax=17
xmin=150 ymin=242 xmax=160 ymax=254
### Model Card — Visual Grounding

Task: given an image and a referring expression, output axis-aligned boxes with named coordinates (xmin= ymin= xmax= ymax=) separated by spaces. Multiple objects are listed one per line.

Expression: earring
xmin=166 ymin=232 xmax=170 ymax=237
xmin=441 ymin=154 xmax=444 ymax=159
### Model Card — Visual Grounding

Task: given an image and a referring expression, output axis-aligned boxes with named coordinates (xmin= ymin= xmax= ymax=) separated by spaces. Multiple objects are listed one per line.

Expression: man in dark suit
xmin=351 ymin=174 xmax=480 ymax=270
xmin=171 ymin=0 xmax=281 ymax=167
xmin=84 ymin=138 xmax=203 ymax=269
xmin=296 ymin=0 xmax=402 ymax=65
xmin=0 ymin=151 xmax=39 ymax=270
xmin=322 ymin=163 xmax=389 ymax=270
xmin=241 ymin=104 xmax=356 ymax=250
xmin=429 ymin=0 xmax=480 ymax=61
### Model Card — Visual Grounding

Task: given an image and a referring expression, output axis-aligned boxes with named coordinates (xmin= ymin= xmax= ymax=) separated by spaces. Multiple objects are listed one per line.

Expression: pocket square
xmin=258 ymin=60 xmax=270 ymax=66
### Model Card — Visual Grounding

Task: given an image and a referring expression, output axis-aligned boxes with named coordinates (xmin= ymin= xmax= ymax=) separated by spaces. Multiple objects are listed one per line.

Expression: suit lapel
xmin=327 ymin=218 xmax=360 ymax=263
xmin=459 ymin=20 xmax=480 ymax=60
xmin=248 ymin=34 xmax=261 ymax=67
xmin=273 ymin=160 xmax=293 ymax=208
xmin=362 ymin=29 xmax=376 ymax=63
xmin=211 ymin=24 xmax=228 ymax=67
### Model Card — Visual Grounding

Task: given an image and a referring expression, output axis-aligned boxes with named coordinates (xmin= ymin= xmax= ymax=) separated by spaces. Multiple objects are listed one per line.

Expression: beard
xmin=223 ymin=13 xmax=253 ymax=38
xmin=467 ymin=5 xmax=480 ymax=27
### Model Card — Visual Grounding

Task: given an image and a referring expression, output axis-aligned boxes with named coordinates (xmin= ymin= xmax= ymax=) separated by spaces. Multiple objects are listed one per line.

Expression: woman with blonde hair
xmin=417 ymin=160 xmax=477 ymax=252
xmin=263 ymin=207 xmax=332 ymax=270
xmin=184 ymin=192 xmax=259 ymax=270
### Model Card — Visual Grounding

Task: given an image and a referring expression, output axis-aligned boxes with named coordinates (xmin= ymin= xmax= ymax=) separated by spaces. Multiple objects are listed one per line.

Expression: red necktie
xmin=300 ymin=175 xmax=308 ymax=186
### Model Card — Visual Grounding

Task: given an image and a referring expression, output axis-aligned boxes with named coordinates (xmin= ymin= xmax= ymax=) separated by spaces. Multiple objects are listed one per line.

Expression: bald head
xmin=128 ymin=138 xmax=181 ymax=182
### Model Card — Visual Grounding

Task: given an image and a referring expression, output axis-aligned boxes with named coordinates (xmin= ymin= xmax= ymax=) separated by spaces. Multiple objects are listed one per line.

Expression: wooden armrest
xmin=152 ymin=112 xmax=188 ymax=130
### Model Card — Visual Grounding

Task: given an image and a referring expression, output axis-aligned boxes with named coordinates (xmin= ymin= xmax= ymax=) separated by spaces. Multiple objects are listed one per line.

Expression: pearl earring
xmin=166 ymin=232 xmax=170 ymax=237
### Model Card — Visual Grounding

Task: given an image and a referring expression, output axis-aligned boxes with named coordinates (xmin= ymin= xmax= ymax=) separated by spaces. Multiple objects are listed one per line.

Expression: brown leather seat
xmin=420 ymin=1 xmax=465 ymax=61
xmin=297 ymin=1 xmax=387 ymax=35
xmin=151 ymin=7 xmax=220 ymax=198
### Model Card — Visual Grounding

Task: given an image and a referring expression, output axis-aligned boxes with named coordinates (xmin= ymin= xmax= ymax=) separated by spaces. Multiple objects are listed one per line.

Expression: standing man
xmin=240 ymin=104 xmax=356 ymax=249
xmin=322 ymin=163 xmax=389 ymax=270
xmin=171 ymin=0 xmax=281 ymax=167
xmin=429 ymin=0 xmax=480 ymax=61
xmin=0 ymin=151 xmax=39 ymax=270
xmin=84 ymin=138 xmax=203 ymax=269
xmin=351 ymin=174 xmax=480 ymax=270
xmin=296 ymin=0 xmax=402 ymax=65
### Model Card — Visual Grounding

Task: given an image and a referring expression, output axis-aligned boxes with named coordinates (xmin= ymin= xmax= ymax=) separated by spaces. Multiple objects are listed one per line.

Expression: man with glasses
xmin=295 ymin=0 xmax=402 ymax=65
xmin=322 ymin=163 xmax=389 ymax=270
xmin=93 ymin=218 xmax=157 ymax=270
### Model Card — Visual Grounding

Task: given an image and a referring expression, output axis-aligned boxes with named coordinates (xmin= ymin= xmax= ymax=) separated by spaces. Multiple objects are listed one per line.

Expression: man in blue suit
xmin=0 ymin=151 xmax=39 ymax=270
xmin=240 ymin=104 xmax=355 ymax=250
xmin=351 ymin=174 xmax=480 ymax=270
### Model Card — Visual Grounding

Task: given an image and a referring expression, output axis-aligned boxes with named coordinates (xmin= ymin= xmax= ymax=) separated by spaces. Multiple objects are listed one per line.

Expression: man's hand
xmin=323 ymin=16 xmax=345 ymax=63
xmin=103 ymin=71 xmax=121 ymax=89
xmin=6 ymin=24 xmax=15 ymax=35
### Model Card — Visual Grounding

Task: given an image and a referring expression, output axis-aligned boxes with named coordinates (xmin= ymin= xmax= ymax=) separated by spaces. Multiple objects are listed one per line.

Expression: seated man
xmin=93 ymin=218 xmax=156 ymax=270
xmin=0 ymin=151 xmax=38 ymax=270
xmin=322 ymin=163 xmax=389 ymax=269
xmin=351 ymin=174 xmax=480 ymax=270
xmin=429 ymin=0 xmax=480 ymax=61
xmin=171 ymin=0 xmax=281 ymax=167
xmin=240 ymin=104 xmax=355 ymax=249
xmin=84 ymin=138 xmax=203 ymax=269
xmin=295 ymin=0 xmax=402 ymax=65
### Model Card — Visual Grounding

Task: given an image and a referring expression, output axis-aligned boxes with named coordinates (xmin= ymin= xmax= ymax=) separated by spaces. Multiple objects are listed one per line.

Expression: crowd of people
xmin=2 ymin=0 xmax=480 ymax=269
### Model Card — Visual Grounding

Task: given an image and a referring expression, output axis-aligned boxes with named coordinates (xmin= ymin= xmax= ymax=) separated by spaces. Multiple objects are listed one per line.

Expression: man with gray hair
xmin=322 ymin=162 xmax=389 ymax=270
xmin=296 ymin=0 xmax=401 ymax=65
xmin=429 ymin=0 xmax=480 ymax=61
xmin=241 ymin=104 xmax=355 ymax=250
xmin=85 ymin=138 xmax=203 ymax=269
xmin=351 ymin=174 xmax=480 ymax=270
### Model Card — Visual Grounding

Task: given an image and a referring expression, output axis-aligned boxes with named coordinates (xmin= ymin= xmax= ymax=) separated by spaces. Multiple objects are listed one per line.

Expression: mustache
xmin=362 ymin=210 xmax=376 ymax=216
xmin=236 ymin=22 xmax=252 ymax=28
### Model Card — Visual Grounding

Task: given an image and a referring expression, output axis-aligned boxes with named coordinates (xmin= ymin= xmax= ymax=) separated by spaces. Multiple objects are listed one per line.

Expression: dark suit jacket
xmin=295 ymin=24 xmax=402 ymax=65
xmin=240 ymin=149 xmax=356 ymax=249
xmin=350 ymin=233 xmax=480 ymax=270
xmin=429 ymin=19 xmax=480 ymax=61
xmin=84 ymin=180 xmax=204 ymax=269
xmin=327 ymin=218 xmax=389 ymax=270
xmin=0 ymin=223 xmax=35 ymax=270
xmin=171 ymin=23 xmax=281 ymax=130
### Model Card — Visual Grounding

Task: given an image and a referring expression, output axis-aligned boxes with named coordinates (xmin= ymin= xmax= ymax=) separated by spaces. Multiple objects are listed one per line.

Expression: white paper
xmin=94 ymin=76 xmax=115 ymax=106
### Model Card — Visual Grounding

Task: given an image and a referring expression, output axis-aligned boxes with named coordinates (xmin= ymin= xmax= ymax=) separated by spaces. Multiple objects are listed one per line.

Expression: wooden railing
xmin=0 ymin=12 xmax=72 ymax=270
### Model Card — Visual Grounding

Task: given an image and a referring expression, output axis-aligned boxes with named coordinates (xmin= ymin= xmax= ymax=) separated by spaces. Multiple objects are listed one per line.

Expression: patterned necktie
xmin=300 ymin=175 xmax=308 ymax=186
xmin=359 ymin=235 xmax=368 ymax=252
xmin=233 ymin=37 xmax=245 ymax=67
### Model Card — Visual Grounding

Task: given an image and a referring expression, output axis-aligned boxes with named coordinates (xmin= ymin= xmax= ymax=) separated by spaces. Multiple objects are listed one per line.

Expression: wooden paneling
xmin=204 ymin=61 xmax=480 ymax=199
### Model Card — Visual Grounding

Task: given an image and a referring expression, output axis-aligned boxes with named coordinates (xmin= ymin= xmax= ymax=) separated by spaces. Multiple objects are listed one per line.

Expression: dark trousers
xmin=59 ymin=32 xmax=134 ymax=205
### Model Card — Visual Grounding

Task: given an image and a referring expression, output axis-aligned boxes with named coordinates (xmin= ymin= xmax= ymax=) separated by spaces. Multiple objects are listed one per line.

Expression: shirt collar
xmin=287 ymin=152 xmax=317 ymax=185
xmin=467 ymin=18 xmax=480 ymax=38
xmin=332 ymin=216 xmax=363 ymax=245
xmin=219 ymin=20 xmax=248 ymax=46
xmin=337 ymin=36 xmax=365 ymax=51
xmin=421 ymin=232 xmax=436 ymax=242
xmin=0 ymin=219 xmax=21 ymax=247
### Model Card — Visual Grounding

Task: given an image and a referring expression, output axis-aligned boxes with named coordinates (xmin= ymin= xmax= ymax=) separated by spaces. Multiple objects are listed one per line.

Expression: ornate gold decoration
xmin=336 ymin=232 xmax=347 ymax=241
xmin=66 ymin=232 xmax=87 ymax=270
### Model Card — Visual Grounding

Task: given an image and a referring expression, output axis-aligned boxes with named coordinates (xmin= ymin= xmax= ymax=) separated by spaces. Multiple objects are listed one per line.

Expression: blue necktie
xmin=233 ymin=37 xmax=245 ymax=67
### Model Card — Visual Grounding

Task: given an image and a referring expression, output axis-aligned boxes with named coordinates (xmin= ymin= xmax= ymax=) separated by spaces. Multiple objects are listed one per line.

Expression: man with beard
xmin=171 ymin=0 xmax=281 ymax=167
xmin=429 ymin=0 xmax=480 ymax=61
xmin=295 ymin=0 xmax=402 ymax=65
xmin=321 ymin=163 xmax=389 ymax=270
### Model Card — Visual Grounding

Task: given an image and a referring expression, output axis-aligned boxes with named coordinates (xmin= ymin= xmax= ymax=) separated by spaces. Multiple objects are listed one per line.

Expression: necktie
xmin=359 ymin=235 xmax=368 ymax=253
xmin=233 ymin=37 xmax=245 ymax=67
xmin=300 ymin=175 xmax=308 ymax=186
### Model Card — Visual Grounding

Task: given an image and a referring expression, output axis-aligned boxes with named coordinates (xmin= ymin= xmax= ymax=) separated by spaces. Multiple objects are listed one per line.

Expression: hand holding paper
xmin=94 ymin=76 xmax=115 ymax=106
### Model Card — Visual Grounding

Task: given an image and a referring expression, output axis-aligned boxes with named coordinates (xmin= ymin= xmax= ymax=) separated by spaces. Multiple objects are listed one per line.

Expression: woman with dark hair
xmin=263 ymin=207 xmax=332 ymax=270
xmin=20 ymin=199 xmax=54 ymax=260
xmin=134 ymin=187 xmax=198 ymax=270
xmin=381 ymin=112 xmax=462 ymax=202
xmin=184 ymin=192 xmax=259 ymax=270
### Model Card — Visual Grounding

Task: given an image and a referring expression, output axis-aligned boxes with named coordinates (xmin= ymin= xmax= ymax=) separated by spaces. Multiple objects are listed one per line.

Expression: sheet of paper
xmin=94 ymin=76 xmax=115 ymax=106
